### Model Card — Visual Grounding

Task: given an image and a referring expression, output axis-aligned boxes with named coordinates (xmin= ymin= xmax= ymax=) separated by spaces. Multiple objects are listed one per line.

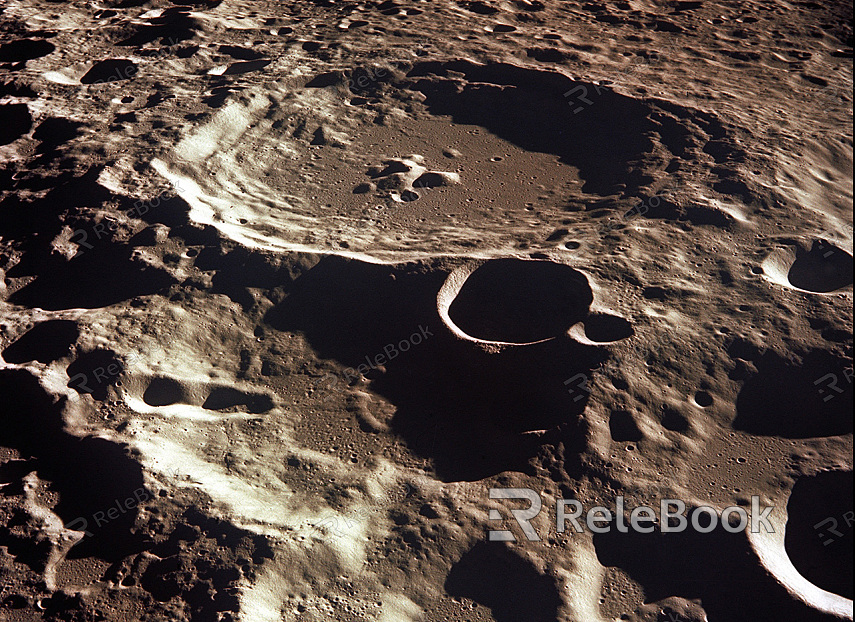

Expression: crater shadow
xmin=80 ymin=59 xmax=138 ymax=84
xmin=143 ymin=377 xmax=186 ymax=407
xmin=785 ymin=470 xmax=853 ymax=599
xmin=447 ymin=259 xmax=591 ymax=343
xmin=117 ymin=8 xmax=200 ymax=47
xmin=0 ymin=103 xmax=31 ymax=145
xmin=732 ymin=350 xmax=852 ymax=438
xmin=66 ymin=349 xmax=124 ymax=401
xmin=8 ymin=242 xmax=177 ymax=310
xmin=788 ymin=241 xmax=853 ymax=293
xmin=0 ymin=369 xmax=148 ymax=561
xmin=265 ymin=256 xmax=604 ymax=481
xmin=445 ymin=541 xmax=561 ymax=622
xmin=0 ymin=38 xmax=55 ymax=62
xmin=594 ymin=512 xmax=835 ymax=622
xmin=2 ymin=320 xmax=79 ymax=364
xmin=609 ymin=409 xmax=643 ymax=442
xmin=583 ymin=313 xmax=634 ymax=343
xmin=203 ymin=387 xmax=273 ymax=414
xmin=403 ymin=60 xmax=701 ymax=196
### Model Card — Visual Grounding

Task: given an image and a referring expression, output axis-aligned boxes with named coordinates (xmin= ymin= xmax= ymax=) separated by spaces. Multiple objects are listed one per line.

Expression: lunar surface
xmin=0 ymin=0 xmax=852 ymax=620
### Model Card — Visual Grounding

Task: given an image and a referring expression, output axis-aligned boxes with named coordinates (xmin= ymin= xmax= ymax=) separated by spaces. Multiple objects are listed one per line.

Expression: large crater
xmin=152 ymin=59 xmax=735 ymax=261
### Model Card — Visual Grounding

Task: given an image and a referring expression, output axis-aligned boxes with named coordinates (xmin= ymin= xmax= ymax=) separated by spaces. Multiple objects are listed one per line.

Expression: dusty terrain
xmin=0 ymin=0 xmax=852 ymax=620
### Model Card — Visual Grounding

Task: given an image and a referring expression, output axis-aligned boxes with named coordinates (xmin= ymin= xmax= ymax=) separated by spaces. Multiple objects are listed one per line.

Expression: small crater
xmin=526 ymin=47 xmax=570 ymax=63
xmin=582 ymin=314 xmax=634 ymax=343
xmin=693 ymin=390 xmax=713 ymax=407
xmin=642 ymin=286 xmax=668 ymax=301
xmin=459 ymin=1 xmax=499 ymax=15
xmin=726 ymin=337 xmax=764 ymax=361
xmin=413 ymin=171 xmax=459 ymax=188
xmin=202 ymin=387 xmax=273 ymax=413
xmin=545 ymin=228 xmax=568 ymax=242
xmin=370 ymin=160 xmax=411 ymax=177
xmin=514 ymin=0 xmax=545 ymax=10
xmin=143 ymin=377 xmax=186 ymax=407
xmin=223 ymin=59 xmax=271 ymax=76
xmin=801 ymin=73 xmax=828 ymax=87
xmin=681 ymin=205 xmax=735 ymax=229
xmin=609 ymin=409 xmax=643 ymax=442
xmin=305 ymin=71 xmax=342 ymax=88
xmin=788 ymin=240 xmax=853 ymax=293
xmin=81 ymin=59 xmax=138 ymax=84
xmin=661 ymin=407 xmax=689 ymax=432
xmin=217 ymin=44 xmax=264 ymax=60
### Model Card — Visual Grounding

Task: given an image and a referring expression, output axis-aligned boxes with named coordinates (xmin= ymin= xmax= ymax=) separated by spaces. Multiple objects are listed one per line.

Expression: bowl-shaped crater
xmin=785 ymin=470 xmax=853 ymax=600
xmin=443 ymin=258 xmax=593 ymax=345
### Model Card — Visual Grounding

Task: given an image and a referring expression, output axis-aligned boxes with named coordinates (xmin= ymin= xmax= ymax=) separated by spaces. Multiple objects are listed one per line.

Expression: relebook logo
xmin=487 ymin=488 xmax=775 ymax=541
